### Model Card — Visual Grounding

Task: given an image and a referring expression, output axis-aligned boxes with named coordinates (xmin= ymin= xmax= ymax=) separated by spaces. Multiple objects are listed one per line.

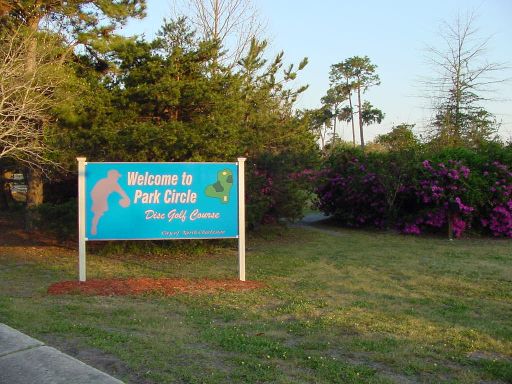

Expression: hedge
xmin=315 ymin=145 xmax=512 ymax=238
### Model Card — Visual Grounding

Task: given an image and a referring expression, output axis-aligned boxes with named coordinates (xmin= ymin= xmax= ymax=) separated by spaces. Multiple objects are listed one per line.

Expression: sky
xmin=120 ymin=0 xmax=512 ymax=142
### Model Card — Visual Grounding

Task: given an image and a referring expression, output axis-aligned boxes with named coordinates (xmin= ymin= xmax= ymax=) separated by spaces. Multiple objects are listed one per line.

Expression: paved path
xmin=292 ymin=213 xmax=346 ymax=237
xmin=0 ymin=323 xmax=124 ymax=384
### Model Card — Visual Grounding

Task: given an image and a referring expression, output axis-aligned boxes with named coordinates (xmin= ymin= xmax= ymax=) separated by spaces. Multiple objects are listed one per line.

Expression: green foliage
xmin=48 ymin=18 xmax=318 ymax=227
xmin=4 ymin=1 xmax=146 ymax=47
xmin=5 ymin=7 xmax=315 ymax=227
xmin=330 ymin=56 xmax=380 ymax=94
xmin=31 ymin=199 xmax=78 ymax=240
xmin=361 ymin=101 xmax=384 ymax=126
xmin=325 ymin=56 xmax=383 ymax=148
xmin=375 ymin=123 xmax=420 ymax=152
xmin=246 ymin=150 xmax=319 ymax=228
xmin=429 ymin=106 xmax=500 ymax=149
xmin=1 ymin=0 xmax=148 ymax=212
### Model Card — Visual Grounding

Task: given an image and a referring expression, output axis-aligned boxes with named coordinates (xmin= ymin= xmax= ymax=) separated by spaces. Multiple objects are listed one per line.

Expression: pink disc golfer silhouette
xmin=90 ymin=169 xmax=130 ymax=235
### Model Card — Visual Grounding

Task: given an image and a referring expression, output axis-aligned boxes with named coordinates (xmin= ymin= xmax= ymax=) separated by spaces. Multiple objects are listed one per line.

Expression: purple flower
xmin=448 ymin=170 xmax=460 ymax=180
xmin=403 ymin=223 xmax=421 ymax=235
xmin=425 ymin=210 xmax=445 ymax=227
xmin=452 ymin=216 xmax=467 ymax=238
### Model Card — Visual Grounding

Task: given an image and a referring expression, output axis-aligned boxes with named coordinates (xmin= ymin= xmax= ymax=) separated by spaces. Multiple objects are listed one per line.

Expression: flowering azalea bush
xmin=480 ymin=161 xmax=512 ymax=237
xmin=316 ymin=156 xmax=388 ymax=228
xmin=316 ymin=148 xmax=512 ymax=238
xmin=401 ymin=160 xmax=474 ymax=238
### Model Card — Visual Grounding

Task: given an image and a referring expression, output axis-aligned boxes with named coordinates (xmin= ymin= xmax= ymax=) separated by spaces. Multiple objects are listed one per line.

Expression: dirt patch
xmin=48 ymin=278 xmax=264 ymax=296
xmin=468 ymin=351 xmax=512 ymax=362
xmin=0 ymin=210 xmax=74 ymax=248
xmin=43 ymin=335 xmax=154 ymax=384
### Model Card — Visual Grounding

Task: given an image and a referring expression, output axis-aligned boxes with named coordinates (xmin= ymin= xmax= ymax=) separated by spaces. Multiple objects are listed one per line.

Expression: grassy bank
xmin=0 ymin=223 xmax=511 ymax=383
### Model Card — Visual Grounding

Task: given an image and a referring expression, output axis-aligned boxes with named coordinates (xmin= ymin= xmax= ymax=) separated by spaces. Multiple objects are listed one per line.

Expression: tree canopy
xmin=318 ymin=56 xmax=384 ymax=150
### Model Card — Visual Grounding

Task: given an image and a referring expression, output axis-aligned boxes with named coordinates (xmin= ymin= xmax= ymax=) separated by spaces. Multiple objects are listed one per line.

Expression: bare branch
xmin=0 ymin=26 xmax=66 ymax=169
xmin=172 ymin=0 xmax=265 ymax=65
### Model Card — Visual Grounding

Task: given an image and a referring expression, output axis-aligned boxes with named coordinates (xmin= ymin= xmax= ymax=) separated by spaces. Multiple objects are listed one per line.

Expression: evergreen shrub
xmin=246 ymin=151 xmax=318 ymax=229
xmin=32 ymin=199 xmax=78 ymax=240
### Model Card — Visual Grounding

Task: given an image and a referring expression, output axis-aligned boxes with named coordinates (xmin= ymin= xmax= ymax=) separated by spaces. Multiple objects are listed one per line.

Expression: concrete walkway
xmin=0 ymin=323 xmax=124 ymax=384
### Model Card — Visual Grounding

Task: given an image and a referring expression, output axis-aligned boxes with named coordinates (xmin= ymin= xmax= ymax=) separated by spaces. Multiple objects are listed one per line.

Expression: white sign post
xmin=237 ymin=157 xmax=246 ymax=281
xmin=77 ymin=157 xmax=87 ymax=282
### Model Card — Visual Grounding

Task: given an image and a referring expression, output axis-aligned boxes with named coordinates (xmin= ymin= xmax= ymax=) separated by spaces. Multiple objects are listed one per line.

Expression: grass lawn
xmin=0 ymin=220 xmax=511 ymax=383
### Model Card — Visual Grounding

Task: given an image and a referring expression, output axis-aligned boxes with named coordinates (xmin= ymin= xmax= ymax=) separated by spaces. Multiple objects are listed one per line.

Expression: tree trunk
xmin=332 ymin=108 xmax=337 ymax=147
xmin=348 ymin=92 xmax=356 ymax=147
xmin=25 ymin=167 xmax=44 ymax=230
xmin=346 ymin=78 xmax=356 ymax=147
xmin=357 ymin=84 xmax=364 ymax=149
xmin=24 ymin=15 xmax=45 ymax=230
xmin=320 ymin=124 xmax=326 ymax=150
xmin=213 ymin=0 xmax=219 ymax=39
xmin=26 ymin=168 xmax=44 ymax=207
xmin=448 ymin=212 xmax=454 ymax=240
xmin=0 ymin=169 xmax=9 ymax=209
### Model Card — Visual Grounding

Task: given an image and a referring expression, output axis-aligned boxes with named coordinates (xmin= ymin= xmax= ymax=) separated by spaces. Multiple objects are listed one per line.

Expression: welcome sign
xmin=77 ymin=158 xmax=246 ymax=281
xmin=85 ymin=162 xmax=239 ymax=240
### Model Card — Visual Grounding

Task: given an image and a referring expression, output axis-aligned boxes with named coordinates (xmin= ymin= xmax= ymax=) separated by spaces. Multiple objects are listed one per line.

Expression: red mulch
xmin=48 ymin=278 xmax=264 ymax=296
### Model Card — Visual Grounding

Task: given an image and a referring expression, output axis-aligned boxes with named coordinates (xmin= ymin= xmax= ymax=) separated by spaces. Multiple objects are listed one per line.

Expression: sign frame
xmin=77 ymin=157 xmax=246 ymax=282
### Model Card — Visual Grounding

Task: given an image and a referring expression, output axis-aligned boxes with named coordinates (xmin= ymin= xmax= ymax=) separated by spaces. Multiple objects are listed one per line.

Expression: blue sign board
xmin=84 ymin=162 xmax=239 ymax=240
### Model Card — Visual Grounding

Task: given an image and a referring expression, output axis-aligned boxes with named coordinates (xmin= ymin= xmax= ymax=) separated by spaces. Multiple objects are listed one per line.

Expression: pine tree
xmin=2 ymin=0 xmax=146 ymax=214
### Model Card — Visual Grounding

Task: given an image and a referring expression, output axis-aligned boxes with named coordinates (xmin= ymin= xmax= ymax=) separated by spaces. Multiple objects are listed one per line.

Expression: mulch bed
xmin=48 ymin=278 xmax=264 ymax=296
